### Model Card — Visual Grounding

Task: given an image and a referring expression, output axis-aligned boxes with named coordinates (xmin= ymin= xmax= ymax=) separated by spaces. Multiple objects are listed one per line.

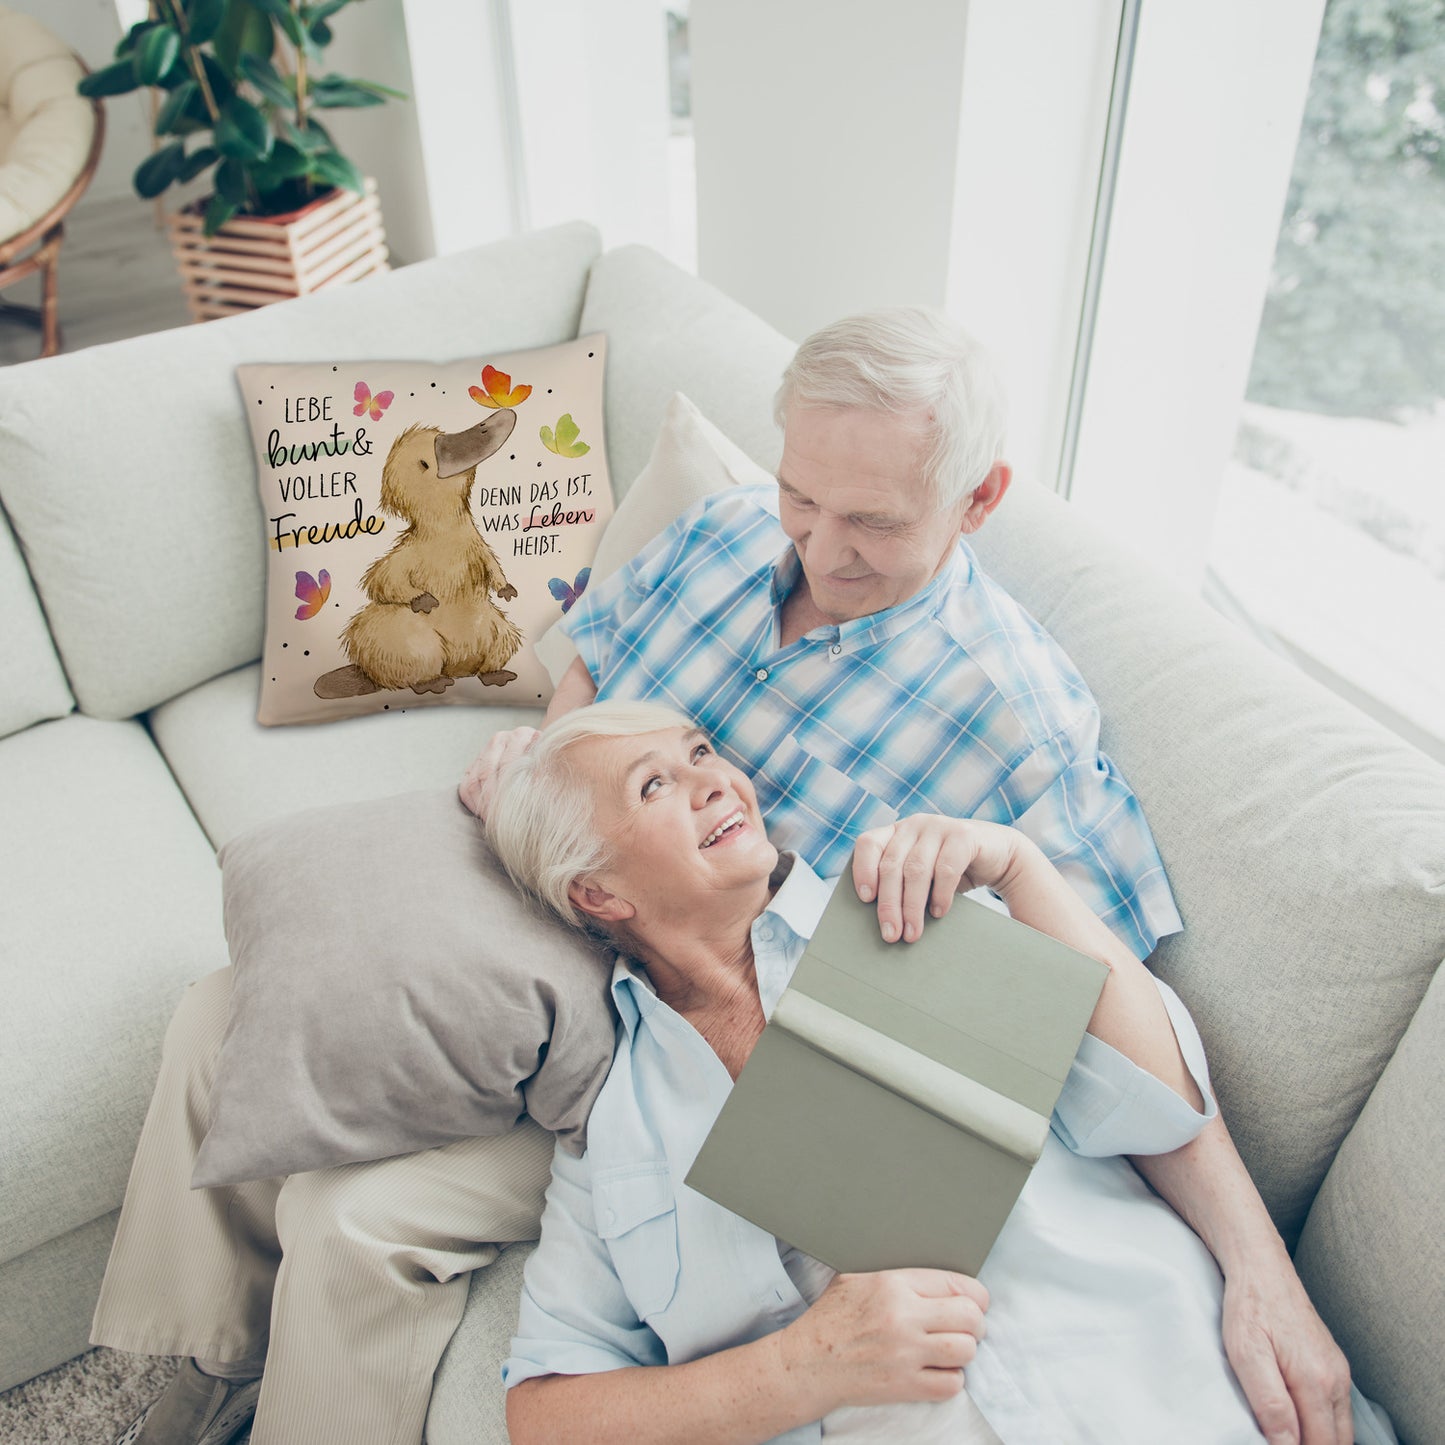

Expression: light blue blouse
xmin=504 ymin=858 xmax=1271 ymax=1443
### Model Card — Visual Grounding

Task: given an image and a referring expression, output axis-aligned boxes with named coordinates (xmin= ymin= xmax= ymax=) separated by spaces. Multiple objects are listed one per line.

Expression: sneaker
xmin=113 ymin=1358 xmax=262 ymax=1445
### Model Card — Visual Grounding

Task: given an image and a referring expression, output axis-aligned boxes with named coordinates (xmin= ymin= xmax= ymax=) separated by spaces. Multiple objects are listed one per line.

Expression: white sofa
xmin=0 ymin=222 xmax=1441 ymax=1444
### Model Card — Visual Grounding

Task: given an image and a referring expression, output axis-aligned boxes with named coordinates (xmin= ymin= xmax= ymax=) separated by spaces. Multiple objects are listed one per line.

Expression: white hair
xmin=774 ymin=308 xmax=1008 ymax=510
xmin=487 ymin=700 xmax=696 ymax=931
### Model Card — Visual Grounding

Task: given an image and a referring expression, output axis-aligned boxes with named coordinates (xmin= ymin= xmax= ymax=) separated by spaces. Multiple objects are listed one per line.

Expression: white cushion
xmin=0 ymin=222 xmax=602 ymax=721
xmin=0 ymin=714 xmax=227 ymax=1266
xmin=149 ymin=662 xmax=543 ymax=849
xmin=0 ymin=504 xmax=72 ymax=739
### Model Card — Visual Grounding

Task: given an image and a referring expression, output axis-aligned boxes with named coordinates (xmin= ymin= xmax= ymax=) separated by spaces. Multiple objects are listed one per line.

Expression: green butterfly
xmin=540 ymin=413 xmax=590 ymax=458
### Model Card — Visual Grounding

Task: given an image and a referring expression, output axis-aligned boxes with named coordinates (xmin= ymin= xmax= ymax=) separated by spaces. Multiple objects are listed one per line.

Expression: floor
xmin=0 ymin=194 xmax=191 ymax=367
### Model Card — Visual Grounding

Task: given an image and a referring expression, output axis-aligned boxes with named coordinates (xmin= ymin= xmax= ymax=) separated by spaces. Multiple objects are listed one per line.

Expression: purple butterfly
xmin=547 ymin=566 xmax=591 ymax=613
xmin=295 ymin=569 xmax=331 ymax=620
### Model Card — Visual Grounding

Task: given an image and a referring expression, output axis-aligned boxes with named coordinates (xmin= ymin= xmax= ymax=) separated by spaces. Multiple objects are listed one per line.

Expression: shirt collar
xmin=609 ymin=851 xmax=835 ymax=1037
xmin=767 ymin=542 xmax=973 ymax=651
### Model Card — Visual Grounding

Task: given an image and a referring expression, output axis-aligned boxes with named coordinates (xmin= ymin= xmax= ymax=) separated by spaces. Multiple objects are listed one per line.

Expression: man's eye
xmin=641 ymin=775 xmax=663 ymax=799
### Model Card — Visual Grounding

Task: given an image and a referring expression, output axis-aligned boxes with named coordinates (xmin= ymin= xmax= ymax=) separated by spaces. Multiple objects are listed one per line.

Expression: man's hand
xmin=1221 ymin=1262 xmax=1352 ymax=1445
xmin=459 ymin=726 xmax=539 ymax=821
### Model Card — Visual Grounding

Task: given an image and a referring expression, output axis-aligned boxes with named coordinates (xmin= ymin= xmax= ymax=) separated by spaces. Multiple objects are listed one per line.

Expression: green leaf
xmin=265 ymin=139 xmax=312 ymax=178
xmin=178 ymin=145 xmax=220 ymax=182
xmin=238 ymin=52 xmax=295 ymax=107
xmin=203 ymin=192 xmax=239 ymax=236
xmin=213 ymin=0 xmax=274 ymax=75
xmin=350 ymin=78 xmax=408 ymax=101
xmin=199 ymin=52 xmax=235 ymax=107
xmin=215 ymin=155 xmax=249 ymax=204
xmin=309 ymin=75 xmax=384 ymax=108
xmin=134 ymin=25 xmax=181 ymax=85
xmin=308 ymin=18 xmax=333 ymax=47
xmin=309 ymin=148 xmax=363 ymax=194
xmin=302 ymin=0 xmax=352 ymax=23
xmin=134 ymin=142 xmax=185 ymax=199
xmin=281 ymin=115 xmax=332 ymax=153
xmin=155 ymin=79 xmax=198 ymax=135
xmin=186 ymin=0 xmax=227 ymax=47
xmin=79 ymin=60 xmax=142 ymax=98
xmin=249 ymin=0 xmax=306 ymax=46
xmin=215 ymin=95 xmax=274 ymax=160
xmin=115 ymin=20 xmax=155 ymax=59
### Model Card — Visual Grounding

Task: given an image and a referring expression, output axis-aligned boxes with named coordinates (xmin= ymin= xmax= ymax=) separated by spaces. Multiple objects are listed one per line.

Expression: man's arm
xmin=1131 ymin=1120 xmax=1353 ymax=1445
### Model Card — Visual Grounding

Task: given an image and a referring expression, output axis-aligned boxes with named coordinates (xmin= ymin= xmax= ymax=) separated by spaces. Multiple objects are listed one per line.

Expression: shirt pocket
xmin=593 ymin=1162 xmax=681 ymax=1321
xmin=757 ymin=731 xmax=898 ymax=864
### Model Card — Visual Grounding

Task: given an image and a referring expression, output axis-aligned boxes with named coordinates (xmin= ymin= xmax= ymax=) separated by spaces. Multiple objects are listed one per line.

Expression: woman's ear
xmin=568 ymin=879 xmax=635 ymax=924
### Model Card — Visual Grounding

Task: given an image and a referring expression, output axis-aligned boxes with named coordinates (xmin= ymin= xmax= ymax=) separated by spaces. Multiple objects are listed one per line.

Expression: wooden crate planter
xmin=166 ymin=179 xmax=389 ymax=322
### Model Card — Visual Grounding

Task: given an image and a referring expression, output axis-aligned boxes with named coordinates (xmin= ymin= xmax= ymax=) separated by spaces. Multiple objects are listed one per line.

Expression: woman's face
xmin=566 ymin=726 xmax=778 ymax=927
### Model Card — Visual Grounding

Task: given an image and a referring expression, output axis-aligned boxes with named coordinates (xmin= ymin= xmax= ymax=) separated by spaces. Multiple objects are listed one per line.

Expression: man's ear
xmin=959 ymin=462 xmax=1012 ymax=536
xmin=567 ymin=879 xmax=635 ymax=924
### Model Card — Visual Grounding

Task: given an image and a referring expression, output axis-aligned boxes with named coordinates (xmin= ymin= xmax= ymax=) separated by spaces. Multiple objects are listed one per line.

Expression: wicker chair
xmin=0 ymin=7 xmax=103 ymax=359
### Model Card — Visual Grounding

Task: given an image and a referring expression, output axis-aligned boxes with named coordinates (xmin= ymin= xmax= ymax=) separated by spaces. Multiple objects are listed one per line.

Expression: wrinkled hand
xmin=459 ymin=725 xmax=540 ymax=821
xmin=779 ymin=1269 xmax=988 ymax=1412
xmin=410 ymin=591 xmax=439 ymax=614
xmin=852 ymin=814 xmax=1024 ymax=943
xmin=496 ymin=583 xmax=518 ymax=601
xmin=1222 ymin=1266 xmax=1352 ymax=1445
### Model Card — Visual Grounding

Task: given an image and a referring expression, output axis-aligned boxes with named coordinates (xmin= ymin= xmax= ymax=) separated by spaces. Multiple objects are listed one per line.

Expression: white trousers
xmin=90 ymin=968 xmax=554 ymax=1445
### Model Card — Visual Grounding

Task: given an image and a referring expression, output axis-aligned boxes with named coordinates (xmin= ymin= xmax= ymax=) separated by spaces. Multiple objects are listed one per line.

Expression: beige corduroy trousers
xmin=90 ymin=968 xmax=555 ymax=1445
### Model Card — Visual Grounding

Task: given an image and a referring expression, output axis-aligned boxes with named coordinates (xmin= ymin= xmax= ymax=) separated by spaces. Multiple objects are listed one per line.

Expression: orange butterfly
xmin=294 ymin=569 xmax=331 ymax=620
xmin=469 ymin=365 xmax=532 ymax=408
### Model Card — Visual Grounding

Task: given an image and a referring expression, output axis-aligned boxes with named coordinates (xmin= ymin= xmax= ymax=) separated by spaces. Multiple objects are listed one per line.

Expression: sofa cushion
xmin=149 ymin=662 xmax=542 ymax=849
xmin=0 ymin=502 xmax=72 ymax=739
xmin=579 ymin=245 xmax=794 ymax=497
xmin=1295 ymin=958 xmax=1445 ymax=1445
xmin=0 ymin=715 xmax=227 ymax=1267
xmin=0 ymin=222 xmax=602 ymax=722
xmin=237 ymin=337 xmax=613 ymax=725
xmin=968 ymin=479 xmax=1445 ymax=1244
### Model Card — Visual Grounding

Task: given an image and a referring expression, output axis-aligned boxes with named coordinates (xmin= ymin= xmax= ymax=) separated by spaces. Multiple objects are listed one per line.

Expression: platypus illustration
xmin=314 ymin=412 xmax=523 ymax=699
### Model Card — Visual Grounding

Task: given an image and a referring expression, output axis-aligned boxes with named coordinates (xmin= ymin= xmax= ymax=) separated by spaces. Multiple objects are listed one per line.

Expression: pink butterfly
xmin=295 ymin=569 xmax=331 ymax=620
xmin=547 ymin=566 xmax=591 ymax=613
xmin=353 ymin=381 xmax=393 ymax=421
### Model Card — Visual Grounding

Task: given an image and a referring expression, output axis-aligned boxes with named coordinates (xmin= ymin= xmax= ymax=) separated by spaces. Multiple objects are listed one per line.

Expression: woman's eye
xmin=692 ymin=743 xmax=712 ymax=760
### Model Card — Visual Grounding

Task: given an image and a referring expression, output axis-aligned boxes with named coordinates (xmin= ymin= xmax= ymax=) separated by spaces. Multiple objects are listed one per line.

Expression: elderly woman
xmin=485 ymin=700 xmax=1270 ymax=1445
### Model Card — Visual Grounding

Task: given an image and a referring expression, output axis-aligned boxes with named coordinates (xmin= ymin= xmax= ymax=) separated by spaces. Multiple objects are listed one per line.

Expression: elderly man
xmin=95 ymin=311 xmax=1350 ymax=1445
xmin=463 ymin=308 xmax=1353 ymax=1445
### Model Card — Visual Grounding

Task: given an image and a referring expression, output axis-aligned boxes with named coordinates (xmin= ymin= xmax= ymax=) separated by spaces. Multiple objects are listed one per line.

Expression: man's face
xmin=776 ymin=406 xmax=973 ymax=623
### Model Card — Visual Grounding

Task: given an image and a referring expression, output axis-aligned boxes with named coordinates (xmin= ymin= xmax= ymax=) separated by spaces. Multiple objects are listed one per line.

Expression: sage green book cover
xmin=684 ymin=888 xmax=1109 ymax=1275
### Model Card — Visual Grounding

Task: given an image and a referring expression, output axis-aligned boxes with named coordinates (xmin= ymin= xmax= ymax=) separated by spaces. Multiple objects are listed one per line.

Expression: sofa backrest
xmin=0 ymin=221 xmax=602 ymax=721
xmin=0 ymin=500 xmax=72 ymax=738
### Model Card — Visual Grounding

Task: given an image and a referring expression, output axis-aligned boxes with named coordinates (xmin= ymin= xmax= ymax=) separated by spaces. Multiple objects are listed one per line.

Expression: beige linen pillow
xmin=534 ymin=391 xmax=773 ymax=683
xmin=239 ymin=335 xmax=613 ymax=725
xmin=193 ymin=788 xmax=618 ymax=1188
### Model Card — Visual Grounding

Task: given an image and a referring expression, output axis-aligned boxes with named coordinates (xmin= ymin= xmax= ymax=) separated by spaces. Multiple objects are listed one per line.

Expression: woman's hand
xmin=852 ymin=815 xmax=1029 ymax=943
xmin=779 ymin=1269 xmax=989 ymax=1411
xmin=458 ymin=726 xmax=540 ymax=820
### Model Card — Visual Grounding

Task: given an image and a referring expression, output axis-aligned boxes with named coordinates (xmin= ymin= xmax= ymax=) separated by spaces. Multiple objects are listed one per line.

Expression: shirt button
xmin=830 ymin=644 xmax=842 ymax=655
xmin=755 ymin=668 xmax=769 ymax=681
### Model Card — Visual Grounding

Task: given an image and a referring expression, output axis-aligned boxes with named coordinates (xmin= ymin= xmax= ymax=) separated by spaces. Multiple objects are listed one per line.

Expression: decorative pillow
xmin=534 ymin=391 xmax=774 ymax=683
xmin=238 ymin=335 xmax=613 ymax=726
xmin=193 ymin=788 xmax=618 ymax=1188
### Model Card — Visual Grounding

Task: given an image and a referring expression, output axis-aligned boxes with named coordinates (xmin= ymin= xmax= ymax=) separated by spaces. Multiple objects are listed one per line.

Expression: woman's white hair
xmin=774 ymin=307 xmax=1007 ymax=510
xmin=487 ymin=699 xmax=696 ymax=931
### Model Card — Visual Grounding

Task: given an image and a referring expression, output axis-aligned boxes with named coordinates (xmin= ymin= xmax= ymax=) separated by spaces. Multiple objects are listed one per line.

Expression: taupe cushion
xmin=1295 ymin=960 xmax=1445 ymax=1445
xmin=0 ymin=222 xmax=601 ymax=720
xmin=194 ymin=789 xmax=617 ymax=1187
xmin=0 ymin=715 xmax=226 ymax=1266
xmin=969 ymin=478 xmax=1445 ymax=1244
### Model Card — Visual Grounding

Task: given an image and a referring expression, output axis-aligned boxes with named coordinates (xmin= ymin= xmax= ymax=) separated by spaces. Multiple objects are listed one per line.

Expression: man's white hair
xmin=774 ymin=307 xmax=1007 ymax=510
xmin=487 ymin=700 xmax=696 ymax=931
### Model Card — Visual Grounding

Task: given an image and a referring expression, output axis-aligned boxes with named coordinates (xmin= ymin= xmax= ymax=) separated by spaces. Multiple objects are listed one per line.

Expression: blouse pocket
xmin=593 ymin=1162 xmax=681 ymax=1321
xmin=757 ymin=731 xmax=898 ymax=867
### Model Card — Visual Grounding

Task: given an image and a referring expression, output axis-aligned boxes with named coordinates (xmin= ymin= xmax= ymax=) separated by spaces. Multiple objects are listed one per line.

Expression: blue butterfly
xmin=548 ymin=566 xmax=592 ymax=613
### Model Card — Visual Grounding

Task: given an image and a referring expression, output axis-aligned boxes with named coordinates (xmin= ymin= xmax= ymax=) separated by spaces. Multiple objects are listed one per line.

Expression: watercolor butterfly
xmin=469 ymin=365 xmax=532 ymax=408
xmin=548 ymin=566 xmax=591 ymax=613
xmin=353 ymin=381 xmax=393 ymax=421
xmin=294 ymin=569 xmax=331 ymax=620
xmin=540 ymin=413 xmax=590 ymax=458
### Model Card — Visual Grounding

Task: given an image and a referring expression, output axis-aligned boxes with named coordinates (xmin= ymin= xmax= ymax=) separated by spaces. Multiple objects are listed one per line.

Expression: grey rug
xmin=0 ymin=1350 xmax=222 ymax=1445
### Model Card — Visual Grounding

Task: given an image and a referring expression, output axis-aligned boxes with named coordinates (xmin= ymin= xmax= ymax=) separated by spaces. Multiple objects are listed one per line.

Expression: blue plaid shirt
xmin=562 ymin=485 xmax=1181 ymax=959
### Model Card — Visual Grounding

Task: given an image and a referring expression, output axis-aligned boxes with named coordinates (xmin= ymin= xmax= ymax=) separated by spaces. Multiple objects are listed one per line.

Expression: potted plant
xmin=79 ymin=0 xmax=404 ymax=319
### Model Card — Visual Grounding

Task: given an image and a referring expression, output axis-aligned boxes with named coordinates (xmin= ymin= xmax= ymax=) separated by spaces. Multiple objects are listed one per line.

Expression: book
xmin=684 ymin=885 xmax=1110 ymax=1276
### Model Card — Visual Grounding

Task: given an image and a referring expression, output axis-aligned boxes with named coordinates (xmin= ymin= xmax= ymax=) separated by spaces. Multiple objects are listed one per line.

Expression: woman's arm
xmin=851 ymin=815 xmax=1202 ymax=1108
xmin=509 ymin=1269 xmax=987 ymax=1445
